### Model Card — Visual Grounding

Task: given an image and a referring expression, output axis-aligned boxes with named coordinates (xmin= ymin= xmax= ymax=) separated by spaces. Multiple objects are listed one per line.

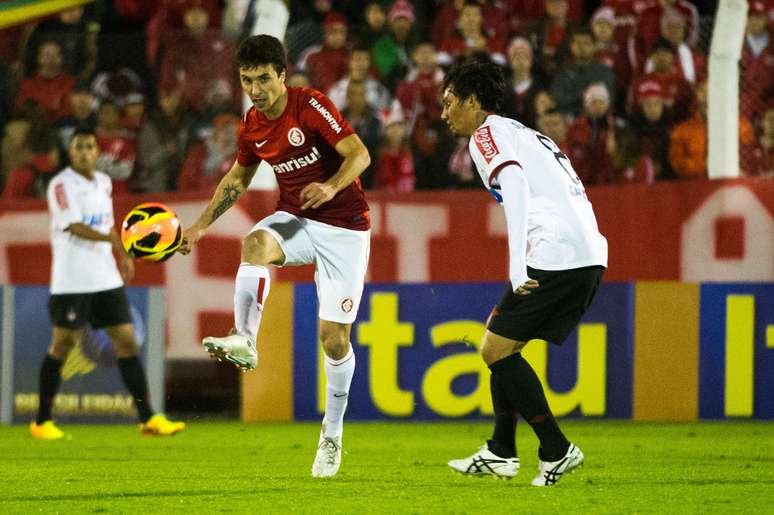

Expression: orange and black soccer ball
xmin=121 ymin=202 xmax=182 ymax=262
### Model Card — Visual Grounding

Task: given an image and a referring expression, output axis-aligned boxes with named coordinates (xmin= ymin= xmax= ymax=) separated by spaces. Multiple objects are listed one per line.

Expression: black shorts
xmin=48 ymin=287 xmax=132 ymax=329
xmin=487 ymin=265 xmax=605 ymax=345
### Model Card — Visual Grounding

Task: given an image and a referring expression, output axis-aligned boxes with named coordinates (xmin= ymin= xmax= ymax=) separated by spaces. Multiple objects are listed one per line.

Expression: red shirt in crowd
xmin=303 ymin=47 xmax=350 ymax=94
xmin=634 ymin=0 xmax=699 ymax=55
xmin=236 ymin=87 xmax=370 ymax=231
xmin=377 ymin=147 xmax=415 ymax=192
xmin=628 ymin=72 xmax=695 ymax=121
xmin=16 ymin=73 xmax=76 ymax=122
xmin=178 ymin=143 xmax=234 ymax=191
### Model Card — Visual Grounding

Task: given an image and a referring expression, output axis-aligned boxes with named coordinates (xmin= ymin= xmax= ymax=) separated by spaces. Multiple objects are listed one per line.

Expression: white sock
xmin=322 ymin=345 xmax=355 ymax=439
xmin=233 ymin=263 xmax=270 ymax=341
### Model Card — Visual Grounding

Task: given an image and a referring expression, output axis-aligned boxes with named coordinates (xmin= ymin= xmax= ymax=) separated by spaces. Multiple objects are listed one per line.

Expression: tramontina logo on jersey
xmin=288 ymin=127 xmax=305 ymax=146
xmin=474 ymin=126 xmax=500 ymax=164
xmin=272 ymin=146 xmax=322 ymax=174
xmin=308 ymin=97 xmax=342 ymax=134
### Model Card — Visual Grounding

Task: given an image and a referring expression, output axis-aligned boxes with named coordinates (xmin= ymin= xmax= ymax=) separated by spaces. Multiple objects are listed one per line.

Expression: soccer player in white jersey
xmin=440 ymin=60 xmax=608 ymax=486
xmin=30 ymin=127 xmax=185 ymax=440
xmin=179 ymin=35 xmax=371 ymax=477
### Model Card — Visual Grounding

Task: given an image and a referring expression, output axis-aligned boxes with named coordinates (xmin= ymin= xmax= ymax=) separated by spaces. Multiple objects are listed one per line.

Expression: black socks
xmin=489 ymin=352 xmax=570 ymax=462
xmin=117 ymin=356 xmax=154 ymax=423
xmin=36 ymin=355 xmax=63 ymax=424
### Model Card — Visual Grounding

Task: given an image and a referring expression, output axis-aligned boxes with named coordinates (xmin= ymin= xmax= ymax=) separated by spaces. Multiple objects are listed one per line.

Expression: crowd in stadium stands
xmin=1 ymin=0 xmax=773 ymax=200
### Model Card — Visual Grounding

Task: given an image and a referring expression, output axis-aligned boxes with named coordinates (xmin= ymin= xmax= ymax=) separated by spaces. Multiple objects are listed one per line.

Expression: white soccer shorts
xmin=252 ymin=211 xmax=370 ymax=324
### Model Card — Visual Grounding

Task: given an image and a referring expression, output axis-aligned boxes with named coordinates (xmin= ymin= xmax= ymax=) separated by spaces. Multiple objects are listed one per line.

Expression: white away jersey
xmin=47 ymin=167 xmax=123 ymax=294
xmin=469 ymin=115 xmax=607 ymax=287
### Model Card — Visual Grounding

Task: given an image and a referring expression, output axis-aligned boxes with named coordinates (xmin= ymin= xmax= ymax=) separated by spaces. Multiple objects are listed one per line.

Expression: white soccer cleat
xmin=531 ymin=443 xmax=584 ymax=486
xmin=202 ymin=333 xmax=257 ymax=370
xmin=448 ymin=444 xmax=520 ymax=479
xmin=311 ymin=431 xmax=342 ymax=478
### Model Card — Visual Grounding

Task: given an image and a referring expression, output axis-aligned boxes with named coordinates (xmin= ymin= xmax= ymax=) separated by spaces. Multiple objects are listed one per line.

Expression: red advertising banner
xmin=2 ymin=178 xmax=774 ymax=358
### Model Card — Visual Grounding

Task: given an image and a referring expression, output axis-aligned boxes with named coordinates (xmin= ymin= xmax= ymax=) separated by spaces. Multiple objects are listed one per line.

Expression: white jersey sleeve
xmin=47 ymin=176 xmax=83 ymax=231
xmin=469 ymin=123 xmax=531 ymax=290
xmin=468 ymin=115 xmax=607 ymax=280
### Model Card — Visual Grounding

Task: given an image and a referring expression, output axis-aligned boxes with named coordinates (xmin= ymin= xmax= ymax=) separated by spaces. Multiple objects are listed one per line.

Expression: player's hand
xmin=300 ymin=182 xmax=337 ymax=210
xmin=515 ymin=279 xmax=539 ymax=296
xmin=179 ymin=225 xmax=207 ymax=255
xmin=119 ymin=255 xmax=134 ymax=284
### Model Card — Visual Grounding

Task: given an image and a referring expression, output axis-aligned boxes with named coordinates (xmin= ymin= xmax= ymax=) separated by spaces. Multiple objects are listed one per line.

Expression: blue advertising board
xmin=10 ymin=286 xmax=158 ymax=424
xmin=699 ymin=284 xmax=774 ymax=419
xmin=293 ymin=282 xmax=634 ymax=421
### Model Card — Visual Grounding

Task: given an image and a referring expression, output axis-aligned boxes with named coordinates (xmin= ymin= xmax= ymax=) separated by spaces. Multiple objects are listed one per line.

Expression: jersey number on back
xmin=535 ymin=133 xmax=581 ymax=185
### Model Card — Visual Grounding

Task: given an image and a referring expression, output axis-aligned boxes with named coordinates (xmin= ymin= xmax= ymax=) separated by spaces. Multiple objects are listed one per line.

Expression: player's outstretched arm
xmin=300 ymin=134 xmax=370 ymax=210
xmin=66 ymin=223 xmax=135 ymax=283
xmin=179 ymin=161 xmax=259 ymax=255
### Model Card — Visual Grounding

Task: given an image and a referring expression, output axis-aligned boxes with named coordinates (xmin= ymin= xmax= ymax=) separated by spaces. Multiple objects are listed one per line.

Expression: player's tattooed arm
xmin=210 ymin=183 xmax=242 ymax=223
xmin=180 ymin=161 xmax=258 ymax=255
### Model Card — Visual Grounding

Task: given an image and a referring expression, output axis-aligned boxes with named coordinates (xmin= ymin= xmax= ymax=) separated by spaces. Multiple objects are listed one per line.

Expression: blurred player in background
xmin=31 ymin=127 xmax=185 ymax=440
xmin=440 ymin=60 xmax=608 ymax=486
xmin=179 ymin=35 xmax=371 ymax=478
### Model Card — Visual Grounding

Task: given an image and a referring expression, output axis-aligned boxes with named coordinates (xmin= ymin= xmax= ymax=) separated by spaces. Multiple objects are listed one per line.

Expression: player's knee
xmin=320 ymin=334 xmax=349 ymax=360
xmin=242 ymin=230 xmax=280 ymax=265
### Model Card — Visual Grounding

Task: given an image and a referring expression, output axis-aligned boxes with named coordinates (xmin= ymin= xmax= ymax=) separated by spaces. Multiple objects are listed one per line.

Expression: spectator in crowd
xmin=298 ymin=12 xmax=350 ymax=94
xmin=567 ymin=83 xmax=620 ymax=185
xmin=341 ymin=80 xmax=382 ymax=189
xmin=591 ymin=6 xmax=631 ymax=100
xmin=536 ymin=108 xmax=570 ymax=152
xmin=160 ymin=3 xmax=237 ymax=113
xmin=742 ymin=1 xmax=774 ymax=122
xmin=634 ymin=0 xmax=700 ymax=59
xmin=178 ymin=112 xmax=238 ymax=191
xmin=508 ymin=0 xmax=587 ymax=27
xmin=748 ymin=104 xmax=774 ymax=176
xmin=376 ymin=106 xmax=416 ymax=192
xmin=1 ymin=117 xmax=33 ymax=193
xmin=438 ymin=1 xmax=508 ymax=67
xmin=354 ymin=2 xmax=388 ymax=48
xmin=551 ymin=27 xmax=615 ymax=116
xmin=433 ymin=0 xmax=510 ymax=51
xmin=24 ymin=6 xmax=96 ymax=80
xmin=16 ymin=40 xmax=76 ymax=123
xmin=56 ymin=81 xmax=97 ymax=154
xmin=148 ymin=0 xmax=222 ymax=65
xmin=91 ymin=67 xmax=143 ymax=106
xmin=2 ymin=126 xmax=59 ymax=199
xmin=644 ymin=8 xmax=706 ymax=85
xmin=628 ymin=79 xmax=676 ymax=180
xmin=395 ymin=40 xmax=444 ymax=122
xmin=373 ymin=0 xmax=416 ymax=92
xmin=286 ymin=71 xmax=311 ymax=88
xmin=524 ymin=0 xmax=574 ymax=80
xmin=191 ymin=78 xmax=239 ymax=142
xmin=284 ymin=0 xmax=334 ymax=64
xmin=502 ymin=37 xmax=545 ymax=128
xmin=95 ymin=99 xmax=136 ymax=194
xmin=611 ymin=126 xmax=657 ymax=184
xmin=600 ymin=0 xmax=653 ymax=51
xmin=120 ymin=92 xmax=146 ymax=133
xmin=328 ymin=46 xmax=392 ymax=111
xmin=135 ymin=84 xmax=193 ymax=193
xmin=532 ymin=90 xmax=558 ymax=121
xmin=628 ymin=38 xmax=695 ymax=122
xmin=669 ymin=81 xmax=756 ymax=179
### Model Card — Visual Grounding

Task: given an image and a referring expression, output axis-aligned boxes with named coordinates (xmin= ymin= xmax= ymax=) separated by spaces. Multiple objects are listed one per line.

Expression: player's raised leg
xmin=30 ymin=327 xmax=79 ymax=440
xmin=312 ymin=320 xmax=355 ymax=478
xmin=203 ymin=229 xmax=281 ymax=370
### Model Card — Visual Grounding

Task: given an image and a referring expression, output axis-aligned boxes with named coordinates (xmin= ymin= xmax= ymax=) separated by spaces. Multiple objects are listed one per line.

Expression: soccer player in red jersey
xmin=179 ymin=35 xmax=371 ymax=478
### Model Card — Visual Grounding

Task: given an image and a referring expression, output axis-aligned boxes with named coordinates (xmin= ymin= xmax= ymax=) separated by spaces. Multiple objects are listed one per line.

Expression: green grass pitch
xmin=1 ymin=420 xmax=772 ymax=513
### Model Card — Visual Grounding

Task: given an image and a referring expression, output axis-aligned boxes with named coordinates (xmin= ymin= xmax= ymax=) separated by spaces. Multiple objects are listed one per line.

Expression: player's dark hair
xmin=70 ymin=125 xmax=96 ymax=142
xmin=236 ymin=34 xmax=287 ymax=75
xmin=442 ymin=59 xmax=507 ymax=113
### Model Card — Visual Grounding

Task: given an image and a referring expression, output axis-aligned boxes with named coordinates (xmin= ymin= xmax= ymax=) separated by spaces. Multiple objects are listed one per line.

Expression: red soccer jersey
xmin=237 ymin=87 xmax=370 ymax=231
